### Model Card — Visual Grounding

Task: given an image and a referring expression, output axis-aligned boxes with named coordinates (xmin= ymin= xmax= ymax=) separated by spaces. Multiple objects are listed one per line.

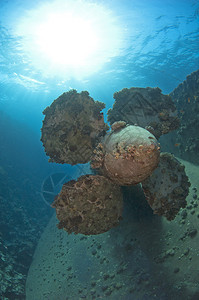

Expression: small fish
xmin=174 ymin=143 xmax=180 ymax=147
xmin=194 ymin=95 xmax=197 ymax=100
xmin=188 ymin=97 xmax=191 ymax=103
xmin=180 ymin=110 xmax=185 ymax=114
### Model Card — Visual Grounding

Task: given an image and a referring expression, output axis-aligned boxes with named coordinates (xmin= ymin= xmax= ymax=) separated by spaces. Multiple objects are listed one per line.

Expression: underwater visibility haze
xmin=0 ymin=0 xmax=199 ymax=299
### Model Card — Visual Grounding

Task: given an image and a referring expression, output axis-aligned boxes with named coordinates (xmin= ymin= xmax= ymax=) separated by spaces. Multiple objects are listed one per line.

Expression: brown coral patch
xmin=142 ymin=152 xmax=190 ymax=220
xmin=52 ymin=175 xmax=123 ymax=235
xmin=107 ymin=87 xmax=180 ymax=139
xmin=41 ymin=90 xmax=108 ymax=165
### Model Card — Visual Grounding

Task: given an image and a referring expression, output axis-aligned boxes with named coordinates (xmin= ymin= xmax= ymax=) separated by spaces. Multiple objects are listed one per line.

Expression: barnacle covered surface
xmin=92 ymin=124 xmax=160 ymax=185
xmin=52 ymin=175 xmax=123 ymax=235
xmin=111 ymin=121 xmax=127 ymax=131
xmin=142 ymin=152 xmax=190 ymax=220
xmin=169 ymin=69 xmax=199 ymax=164
xmin=107 ymin=87 xmax=180 ymax=139
xmin=41 ymin=90 xmax=108 ymax=165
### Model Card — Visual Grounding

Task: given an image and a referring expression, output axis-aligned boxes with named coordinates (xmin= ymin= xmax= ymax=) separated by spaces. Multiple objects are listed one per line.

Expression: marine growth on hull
xmin=41 ymin=86 xmax=190 ymax=235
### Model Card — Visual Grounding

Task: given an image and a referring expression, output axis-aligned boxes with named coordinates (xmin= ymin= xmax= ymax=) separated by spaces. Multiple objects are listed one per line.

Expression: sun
xmin=34 ymin=12 xmax=99 ymax=66
xmin=35 ymin=13 xmax=98 ymax=67
xmin=14 ymin=0 xmax=124 ymax=79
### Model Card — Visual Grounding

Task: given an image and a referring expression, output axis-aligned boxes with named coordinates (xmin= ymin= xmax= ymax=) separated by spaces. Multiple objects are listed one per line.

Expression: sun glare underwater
xmin=13 ymin=0 xmax=124 ymax=79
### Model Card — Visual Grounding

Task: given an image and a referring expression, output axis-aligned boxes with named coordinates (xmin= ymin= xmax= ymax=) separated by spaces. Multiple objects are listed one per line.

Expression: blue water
xmin=0 ymin=0 xmax=199 ymax=299
xmin=1 ymin=0 xmax=198 ymax=132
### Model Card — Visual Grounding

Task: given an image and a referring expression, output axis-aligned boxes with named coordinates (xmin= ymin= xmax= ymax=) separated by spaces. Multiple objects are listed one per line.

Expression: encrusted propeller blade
xmin=52 ymin=174 xmax=123 ymax=235
xmin=107 ymin=87 xmax=180 ymax=139
xmin=142 ymin=152 xmax=190 ymax=220
xmin=41 ymin=90 xmax=108 ymax=165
